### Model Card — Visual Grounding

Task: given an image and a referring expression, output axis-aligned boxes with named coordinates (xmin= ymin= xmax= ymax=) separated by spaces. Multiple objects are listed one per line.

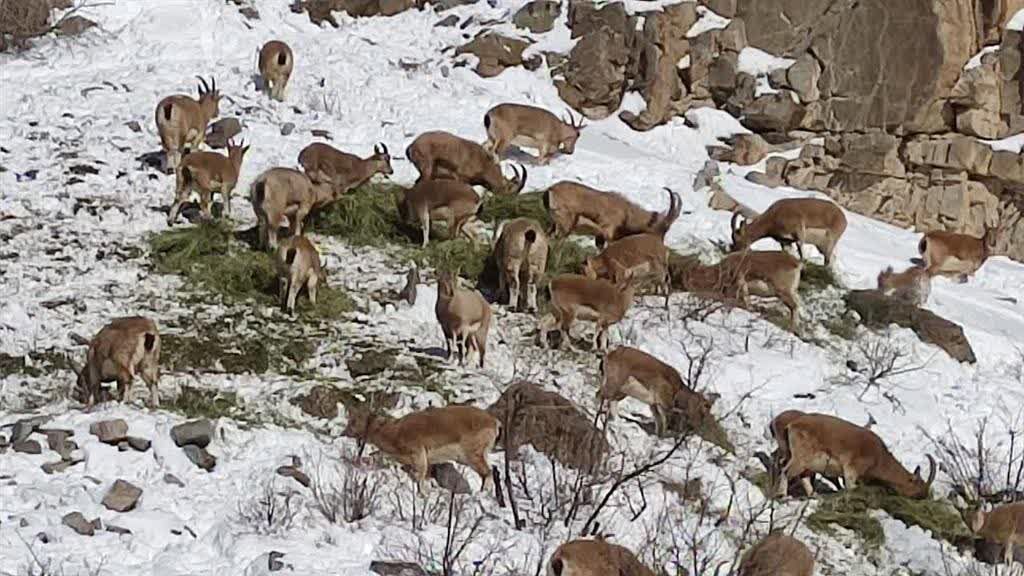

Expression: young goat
xmin=738 ymin=533 xmax=815 ymax=576
xmin=780 ymin=412 xmax=935 ymax=499
xmin=250 ymin=167 xmax=334 ymax=250
xmin=397 ymin=179 xmax=483 ymax=248
xmin=731 ymin=198 xmax=847 ymax=266
xmin=155 ymin=76 xmax=221 ymax=171
xmin=258 ymin=40 xmax=294 ymax=102
xmin=539 ymin=268 xmax=636 ymax=351
xmin=406 ymin=131 xmax=527 ymax=195
xmin=598 ymin=346 xmax=718 ymax=437
xmin=918 ymin=224 xmax=1000 ymax=281
xmin=72 ymin=317 xmax=161 ymax=408
xmin=435 ymin=271 xmax=492 ymax=368
xmin=298 ymin=142 xmax=393 ymax=194
xmin=168 ymin=139 xmax=249 ymax=225
xmin=547 ymin=539 xmax=655 ymax=576
xmin=493 ymin=217 xmax=549 ymax=311
xmin=584 ymin=233 xmax=670 ymax=309
xmin=877 ymin=264 xmax=931 ymax=306
xmin=275 ymin=235 xmax=326 ymax=314
xmin=964 ymin=502 xmax=1024 ymax=567
xmin=342 ymin=404 xmax=499 ymax=494
xmin=545 ymin=182 xmax=681 ymax=246
xmin=483 ymin=103 xmax=584 ymax=164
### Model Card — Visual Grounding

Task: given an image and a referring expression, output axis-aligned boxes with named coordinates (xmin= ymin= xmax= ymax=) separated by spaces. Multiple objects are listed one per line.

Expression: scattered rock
xmin=455 ymin=32 xmax=540 ymax=78
xmin=106 ymin=524 xmax=132 ymax=535
xmin=280 ymin=122 xmax=296 ymax=136
xmin=430 ymin=462 xmax=471 ymax=494
xmin=42 ymin=459 xmax=82 ymax=474
xmin=310 ymin=129 xmax=332 ymax=139
xmin=126 ymin=436 xmax=151 ymax=452
xmin=741 ymin=92 xmax=805 ymax=133
xmin=11 ymin=416 xmax=47 ymax=444
xmin=163 ymin=473 xmax=185 ymax=487
xmin=692 ymin=159 xmax=720 ymax=191
xmin=369 ymin=561 xmax=429 ymax=576
xmin=513 ymin=0 xmax=561 ymax=33
xmin=205 ymin=118 xmax=242 ymax=149
xmin=723 ymin=133 xmax=771 ymax=165
xmin=171 ymin=419 xmax=213 ymax=448
xmin=13 ymin=440 xmax=42 ymax=454
xmin=269 ymin=550 xmax=286 ymax=571
xmin=434 ymin=14 xmax=459 ymax=27
xmin=398 ymin=266 xmax=419 ymax=306
xmin=239 ymin=6 xmax=260 ymax=19
xmin=125 ymin=120 xmax=142 ymax=132
xmin=62 ymin=512 xmax=98 ymax=536
xmin=90 ymin=419 xmax=128 ymax=444
xmin=57 ymin=15 xmax=97 ymax=36
xmin=182 ymin=445 xmax=217 ymax=472
xmin=295 ymin=385 xmax=349 ymax=419
xmin=102 ymin=479 xmax=143 ymax=512
xmin=276 ymin=465 xmax=311 ymax=488
xmin=346 ymin=349 xmax=398 ymax=377
xmin=556 ymin=25 xmax=630 ymax=119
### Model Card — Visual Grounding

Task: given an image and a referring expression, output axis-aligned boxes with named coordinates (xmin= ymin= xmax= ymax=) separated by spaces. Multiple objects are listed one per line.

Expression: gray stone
xmin=126 ymin=120 xmax=142 ymax=133
xmin=269 ymin=550 xmax=286 ymax=572
xmin=163 ymin=473 xmax=185 ymax=487
xmin=741 ymin=92 xmax=805 ymax=133
xmin=369 ymin=561 xmax=429 ymax=576
xmin=430 ymin=462 xmax=471 ymax=494
xmin=434 ymin=14 xmax=459 ymax=27
xmin=692 ymin=159 xmax=720 ymax=191
xmin=62 ymin=512 xmax=97 ymax=536
xmin=182 ymin=445 xmax=217 ymax=472
xmin=106 ymin=524 xmax=132 ymax=535
xmin=513 ymin=0 xmax=561 ymax=34
xmin=11 ymin=416 xmax=46 ymax=444
xmin=276 ymin=465 xmax=311 ymax=488
xmin=280 ymin=122 xmax=296 ymax=136
xmin=171 ymin=419 xmax=213 ymax=448
xmin=13 ymin=440 xmax=42 ymax=454
xmin=702 ymin=0 xmax=736 ymax=18
xmin=102 ymin=479 xmax=143 ymax=512
xmin=41 ymin=458 xmax=82 ymax=474
xmin=205 ymin=118 xmax=242 ymax=149
xmin=90 ymin=419 xmax=128 ymax=444
xmin=127 ymin=436 xmax=151 ymax=452
xmin=787 ymin=53 xmax=820 ymax=103
xmin=239 ymin=6 xmax=260 ymax=19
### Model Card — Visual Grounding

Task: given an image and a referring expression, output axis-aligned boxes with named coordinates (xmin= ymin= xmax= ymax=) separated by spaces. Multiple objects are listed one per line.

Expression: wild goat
xmin=276 ymin=235 xmax=326 ymax=314
xmin=250 ymin=167 xmax=334 ymax=250
xmin=598 ymin=346 xmax=718 ymax=437
xmin=406 ymin=131 xmax=527 ymax=195
xmin=584 ymin=233 xmax=670 ymax=309
xmin=483 ymin=103 xmax=584 ymax=164
xmin=258 ymin=40 xmax=294 ymax=102
xmin=397 ymin=179 xmax=483 ymax=248
xmin=168 ymin=139 xmax=249 ymax=225
xmin=675 ymin=251 xmax=802 ymax=330
xmin=342 ymin=404 xmax=499 ymax=494
xmin=877 ymin=264 xmax=931 ymax=306
xmin=155 ymin=76 xmax=221 ymax=171
xmin=545 ymin=182 xmax=682 ymax=247
xmin=71 ymin=317 xmax=161 ymax=408
xmin=768 ymin=409 xmax=842 ymax=495
xmin=493 ymin=217 xmax=549 ymax=311
xmin=779 ymin=412 xmax=936 ymax=499
xmin=918 ymin=224 xmax=1000 ymax=281
xmin=435 ymin=271 xmax=492 ymax=368
xmin=730 ymin=198 xmax=847 ymax=266
xmin=738 ymin=533 xmax=815 ymax=576
xmin=539 ymin=269 xmax=636 ymax=351
xmin=547 ymin=539 xmax=655 ymax=576
xmin=963 ymin=502 xmax=1024 ymax=566
xmin=298 ymin=142 xmax=393 ymax=194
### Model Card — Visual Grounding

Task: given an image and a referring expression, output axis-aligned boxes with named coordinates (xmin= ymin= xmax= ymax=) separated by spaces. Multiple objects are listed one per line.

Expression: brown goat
xmin=298 ymin=142 xmax=393 ymax=194
xmin=72 ymin=317 xmax=161 ymax=408
xmin=584 ymin=233 xmax=670 ymax=309
xmin=731 ymin=198 xmax=847 ymax=266
xmin=964 ymin=502 xmax=1024 ymax=567
xmin=250 ymin=167 xmax=335 ymax=250
xmin=545 ymin=182 xmax=682 ymax=246
xmin=276 ymin=235 xmax=326 ymax=314
xmin=768 ymin=409 xmax=842 ymax=495
xmin=435 ymin=271 xmax=492 ymax=368
xmin=539 ymin=270 xmax=636 ymax=351
xmin=493 ymin=217 xmax=549 ymax=312
xmin=154 ymin=76 xmax=221 ymax=171
xmin=258 ymin=40 xmax=294 ymax=102
xmin=398 ymin=179 xmax=483 ymax=248
xmin=483 ymin=103 xmax=584 ymax=164
xmin=738 ymin=533 xmax=815 ymax=576
xmin=168 ymin=139 xmax=249 ymax=225
xmin=877 ymin=264 xmax=931 ymax=306
xmin=781 ymin=413 xmax=936 ymax=499
xmin=547 ymin=539 xmax=655 ymax=576
xmin=342 ymin=404 xmax=499 ymax=494
xmin=918 ymin=225 xmax=1000 ymax=281
xmin=406 ymin=131 xmax=527 ymax=195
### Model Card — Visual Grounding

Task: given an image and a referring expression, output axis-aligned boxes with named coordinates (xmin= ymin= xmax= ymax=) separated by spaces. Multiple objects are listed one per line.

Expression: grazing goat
xmin=964 ymin=502 xmax=1024 ymax=567
xmin=406 ymin=131 xmax=527 ymax=195
xmin=435 ymin=271 xmax=492 ymax=368
xmin=768 ymin=409 xmax=842 ymax=495
xmin=275 ymin=235 xmax=326 ymax=314
xmin=483 ymin=103 xmax=584 ymax=164
xmin=539 ymin=269 xmax=636 ymax=351
xmin=397 ymin=179 xmax=483 ymax=248
xmin=72 ymin=317 xmax=161 ymax=408
xmin=545 ymin=182 xmax=681 ymax=247
xmin=250 ymin=167 xmax=334 ymax=250
xmin=547 ymin=539 xmax=655 ymax=576
xmin=918 ymin=225 xmax=1000 ymax=281
xmin=298 ymin=142 xmax=393 ymax=194
xmin=493 ymin=217 xmax=549 ymax=311
xmin=155 ymin=76 xmax=221 ymax=171
xmin=342 ymin=404 xmax=499 ymax=494
xmin=877 ymin=264 xmax=931 ymax=306
xmin=258 ymin=40 xmax=294 ymax=102
xmin=168 ymin=139 xmax=249 ymax=225
xmin=731 ymin=198 xmax=847 ymax=266
xmin=780 ymin=413 xmax=935 ymax=499
xmin=598 ymin=346 xmax=718 ymax=437
xmin=738 ymin=533 xmax=815 ymax=576
xmin=584 ymin=233 xmax=670 ymax=309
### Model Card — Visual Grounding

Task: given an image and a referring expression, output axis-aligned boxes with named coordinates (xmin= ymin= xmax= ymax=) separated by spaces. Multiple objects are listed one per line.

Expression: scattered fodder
xmin=161 ymin=324 xmax=316 ymax=376
xmin=316 ymin=182 xmax=407 ymax=247
xmin=169 ymin=385 xmax=240 ymax=420
xmin=799 ymin=261 xmax=840 ymax=294
xmin=479 ymin=191 xmax=551 ymax=228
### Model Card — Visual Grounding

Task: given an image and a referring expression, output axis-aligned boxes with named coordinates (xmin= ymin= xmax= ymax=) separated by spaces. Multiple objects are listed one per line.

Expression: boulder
xmin=126 ymin=436 xmax=152 ymax=452
xmin=102 ymin=480 xmax=143 ymax=512
xmin=787 ymin=53 xmax=821 ymax=103
xmin=455 ymin=32 xmax=539 ymax=78
xmin=557 ymin=26 xmax=631 ymax=119
xmin=13 ymin=440 xmax=42 ymax=454
xmin=957 ymin=108 xmax=1009 ymax=139
xmin=430 ymin=462 xmax=471 ymax=494
xmin=276 ymin=465 xmax=311 ymax=488
xmin=205 ymin=118 xmax=242 ymax=149
xmin=182 ymin=445 xmax=217 ymax=471
xmin=11 ymin=416 xmax=46 ymax=444
xmin=742 ymin=92 xmax=806 ymax=133
xmin=62 ymin=512 xmax=98 ymax=536
xmin=42 ymin=458 xmax=82 ymax=474
xmin=724 ymin=133 xmax=771 ymax=165
xmin=701 ymin=0 xmax=736 ymax=18
xmin=163 ymin=473 xmax=185 ymax=487
xmin=170 ymin=419 xmax=213 ymax=448
xmin=90 ymin=419 xmax=128 ymax=444
xmin=513 ymin=0 xmax=561 ymax=34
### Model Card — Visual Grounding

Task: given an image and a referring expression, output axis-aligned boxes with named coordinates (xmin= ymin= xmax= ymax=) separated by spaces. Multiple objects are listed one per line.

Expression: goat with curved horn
xmin=298 ymin=142 xmax=393 ymax=197
xmin=483 ymin=103 xmax=582 ymax=164
xmin=730 ymin=197 xmax=847 ymax=267
xmin=155 ymin=75 xmax=222 ymax=172
xmin=407 ymin=130 xmax=524 ymax=194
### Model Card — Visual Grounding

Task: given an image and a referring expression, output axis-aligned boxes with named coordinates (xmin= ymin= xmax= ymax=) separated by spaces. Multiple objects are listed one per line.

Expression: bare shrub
xmin=830 ymin=330 xmax=928 ymax=411
xmin=394 ymin=492 xmax=507 ymax=576
xmin=924 ymin=412 xmax=1024 ymax=504
xmin=236 ymin=477 xmax=300 ymax=535
xmin=310 ymin=450 xmax=383 ymax=524
xmin=0 ymin=1 xmax=99 ymax=52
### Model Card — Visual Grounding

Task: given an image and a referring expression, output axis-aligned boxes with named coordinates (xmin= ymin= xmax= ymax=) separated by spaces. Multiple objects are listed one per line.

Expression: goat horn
xmin=196 ymin=75 xmax=209 ymax=94
xmin=515 ymin=164 xmax=527 ymax=194
xmin=379 ymin=142 xmax=389 ymax=156
xmin=210 ymin=76 xmax=217 ymax=93
xmin=924 ymin=454 xmax=936 ymax=490
xmin=731 ymin=211 xmax=742 ymax=231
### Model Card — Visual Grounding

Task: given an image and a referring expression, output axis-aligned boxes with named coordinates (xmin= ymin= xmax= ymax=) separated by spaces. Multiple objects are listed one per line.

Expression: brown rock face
xmin=455 ymin=32 xmax=540 ymax=78
xmin=556 ymin=26 xmax=631 ymax=119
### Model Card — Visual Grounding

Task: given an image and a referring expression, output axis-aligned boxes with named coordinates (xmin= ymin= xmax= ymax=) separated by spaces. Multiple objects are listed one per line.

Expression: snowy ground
xmin=2 ymin=1 xmax=1024 ymax=575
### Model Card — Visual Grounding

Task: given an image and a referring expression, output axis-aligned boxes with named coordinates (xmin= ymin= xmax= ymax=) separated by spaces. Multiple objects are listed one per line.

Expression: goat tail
xmin=144 ymin=333 xmax=157 ymax=352
xmin=162 ymin=102 xmax=174 ymax=122
xmin=285 ymin=247 xmax=298 ymax=266
xmin=917 ymin=236 xmax=928 ymax=255
xmin=483 ymin=110 xmax=491 ymax=130
xmin=277 ymin=50 xmax=288 ymax=67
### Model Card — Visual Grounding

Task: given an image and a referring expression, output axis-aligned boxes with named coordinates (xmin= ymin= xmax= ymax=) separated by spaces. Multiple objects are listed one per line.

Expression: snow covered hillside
xmin=1 ymin=1 xmax=1023 ymax=575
